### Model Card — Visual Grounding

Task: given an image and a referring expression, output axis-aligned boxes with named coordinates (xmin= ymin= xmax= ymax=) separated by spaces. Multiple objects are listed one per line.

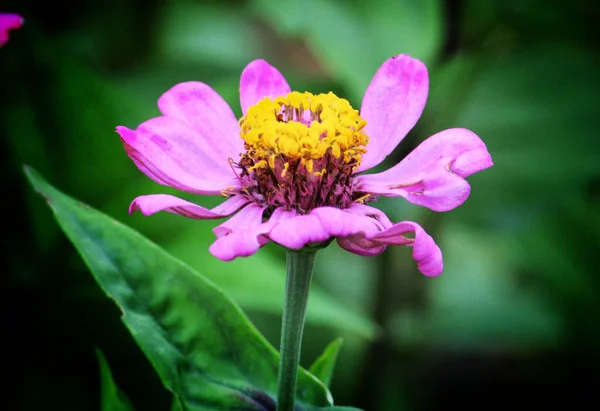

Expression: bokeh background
xmin=2 ymin=0 xmax=599 ymax=409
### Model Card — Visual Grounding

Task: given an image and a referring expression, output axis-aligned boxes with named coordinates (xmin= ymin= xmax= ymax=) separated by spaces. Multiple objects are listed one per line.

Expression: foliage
xmin=3 ymin=0 xmax=598 ymax=409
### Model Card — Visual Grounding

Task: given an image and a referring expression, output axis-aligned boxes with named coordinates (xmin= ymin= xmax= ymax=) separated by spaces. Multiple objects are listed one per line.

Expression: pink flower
xmin=0 ymin=13 xmax=23 ymax=47
xmin=117 ymin=55 xmax=493 ymax=276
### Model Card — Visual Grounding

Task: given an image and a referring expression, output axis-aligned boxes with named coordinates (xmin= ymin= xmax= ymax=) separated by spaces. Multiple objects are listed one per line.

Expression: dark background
xmin=2 ymin=0 xmax=599 ymax=410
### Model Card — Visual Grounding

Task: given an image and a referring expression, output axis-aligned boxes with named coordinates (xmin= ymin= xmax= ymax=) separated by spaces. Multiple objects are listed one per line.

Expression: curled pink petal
xmin=268 ymin=214 xmax=330 ymax=250
xmin=129 ymin=194 xmax=250 ymax=219
xmin=0 ymin=13 xmax=23 ymax=47
xmin=370 ymin=221 xmax=443 ymax=276
xmin=335 ymin=204 xmax=392 ymax=256
xmin=240 ymin=59 xmax=291 ymax=115
xmin=117 ymin=116 xmax=240 ymax=195
xmin=310 ymin=205 xmax=386 ymax=256
xmin=209 ymin=204 xmax=267 ymax=260
xmin=337 ymin=234 xmax=386 ymax=257
xmin=305 ymin=206 xmax=442 ymax=275
xmin=356 ymin=128 xmax=493 ymax=211
xmin=356 ymin=54 xmax=429 ymax=172
xmin=343 ymin=203 xmax=394 ymax=230
xmin=157 ymin=81 xmax=243 ymax=159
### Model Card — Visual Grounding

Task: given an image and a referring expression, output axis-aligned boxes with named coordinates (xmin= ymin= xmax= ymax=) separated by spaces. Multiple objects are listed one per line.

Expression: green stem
xmin=277 ymin=250 xmax=317 ymax=411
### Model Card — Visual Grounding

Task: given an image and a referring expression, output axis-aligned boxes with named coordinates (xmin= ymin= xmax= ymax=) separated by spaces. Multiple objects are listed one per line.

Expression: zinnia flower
xmin=117 ymin=55 xmax=493 ymax=276
xmin=0 ymin=13 xmax=23 ymax=47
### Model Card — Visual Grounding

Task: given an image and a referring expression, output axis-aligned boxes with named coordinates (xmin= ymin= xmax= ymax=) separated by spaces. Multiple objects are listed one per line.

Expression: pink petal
xmin=157 ymin=81 xmax=243 ymax=160
xmin=370 ymin=221 xmax=443 ymax=276
xmin=269 ymin=205 xmax=391 ymax=251
xmin=311 ymin=206 xmax=383 ymax=238
xmin=342 ymin=203 xmax=394 ymax=230
xmin=268 ymin=214 xmax=330 ymax=250
xmin=129 ymin=194 xmax=250 ymax=219
xmin=239 ymin=59 xmax=291 ymax=115
xmin=356 ymin=54 xmax=429 ymax=173
xmin=212 ymin=203 xmax=264 ymax=239
xmin=209 ymin=207 xmax=298 ymax=261
xmin=0 ymin=13 xmax=23 ymax=46
xmin=309 ymin=205 xmax=442 ymax=276
xmin=335 ymin=204 xmax=392 ymax=257
xmin=337 ymin=234 xmax=386 ymax=257
xmin=355 ymin=128 xmax=493 ymax=212
xmin=209 ymin=203 xmax=267 ymax=260
xmin=257 ymin=208 xmax=297 ymax=246
xmin=117 ymin=116 xmax=240 ymax=195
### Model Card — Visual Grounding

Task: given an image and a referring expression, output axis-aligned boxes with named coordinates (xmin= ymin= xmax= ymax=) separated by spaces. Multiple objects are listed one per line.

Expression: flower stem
xmin=277 ymin=250 xmax=317 ymax=411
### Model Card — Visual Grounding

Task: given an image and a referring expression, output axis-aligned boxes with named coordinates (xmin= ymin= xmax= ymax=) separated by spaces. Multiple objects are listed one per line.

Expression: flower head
xmin=238 ymin=91 xmax=368 ymax=212
xmin=0 ymin=13 xmax=23 ymax=47
xmin=117 ymin=55 xmax=493 ymax=276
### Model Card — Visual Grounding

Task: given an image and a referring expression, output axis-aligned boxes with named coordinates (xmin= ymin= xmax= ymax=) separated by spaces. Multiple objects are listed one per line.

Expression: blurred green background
xmin=2 ymin=0 xmax=599 ymax=409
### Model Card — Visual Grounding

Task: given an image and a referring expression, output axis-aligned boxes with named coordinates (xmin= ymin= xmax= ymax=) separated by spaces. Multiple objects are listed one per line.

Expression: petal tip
xmin=0 ymin=13 xmax=24 ymax=45
xmin=245 ymin=58 xmax=270 ymax=69
xmin=116 ymin=125 xmax=136 ymax=142
xmin=357 ymin=53 xmax=430 ymax=172
xmin=127 ymin=196 xmax=161 ymax=217
xmin=209 ymin=237 xmax=259 ymax=261
xmin=240 ymin=58 xmax=291 ymax=115
xmin=209 ymin=242 xmax=236 ymax=261
xmin=482 ymin=151 xmax=494 ymax=169
xmin=421 ymin=263 xmax=443 ymax=277
xmin=391 ymin=54 xmax=428 ymax=74
xmin=128 ymin=199 xmax=140 ymax=215
xmin=1 ymin=13 xmax=24 ymax=27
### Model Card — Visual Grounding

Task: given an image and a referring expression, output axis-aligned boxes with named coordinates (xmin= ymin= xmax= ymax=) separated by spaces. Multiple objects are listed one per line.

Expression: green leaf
xmin=170 ymin=398 xmax=183 ymax=411
xmin=25 ymin=166 xmax=333 ymax=410
xmin=318 ymin=407 xmax=364 ymax=410
xmin=96 ymin=349 xmax=136 ymax=411
xmin=309 ymin=339 xmax=344 ymax=388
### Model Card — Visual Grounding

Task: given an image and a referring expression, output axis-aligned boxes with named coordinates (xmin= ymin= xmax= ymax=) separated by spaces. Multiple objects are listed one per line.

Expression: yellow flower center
xmin=239 ymin=91 xmax=369 ymax=175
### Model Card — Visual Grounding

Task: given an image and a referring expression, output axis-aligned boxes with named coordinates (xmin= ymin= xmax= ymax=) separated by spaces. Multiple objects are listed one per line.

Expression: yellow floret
xmin=239 ymin=91 xmax=369 ymax=174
